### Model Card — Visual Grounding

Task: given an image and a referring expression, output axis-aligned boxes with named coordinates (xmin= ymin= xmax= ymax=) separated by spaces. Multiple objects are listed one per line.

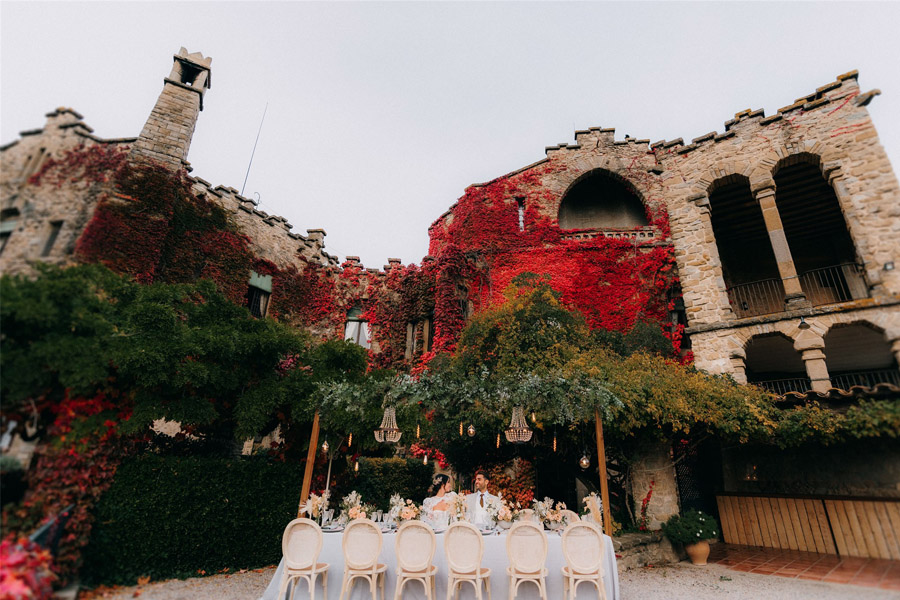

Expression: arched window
xmin=708 ymin=176 xmax=782 ymax=317
xmin=824 ymin=323 xmax=899 ymax=389
xmin=344 ymin=306 xmax=370 ymax=349
xmin=745 ymin=333 xmax=809 ymax=395
xmin=774 ymin=156 xmax=867 ymax=305
xmin=558 ymin=171 xmax=647 ymax=230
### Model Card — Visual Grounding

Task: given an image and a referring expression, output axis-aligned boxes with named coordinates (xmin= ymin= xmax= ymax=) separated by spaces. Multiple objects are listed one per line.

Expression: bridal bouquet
xmin=448 ymin=493 xmax=469 ymax=522
xmin=301 ymin=490 xmax=330 ymax=519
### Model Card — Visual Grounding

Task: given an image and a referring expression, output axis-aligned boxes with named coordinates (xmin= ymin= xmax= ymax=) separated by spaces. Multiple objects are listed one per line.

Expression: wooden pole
xmin=298 ymin=410 xmax=320 ymax=517
xmin=594 ymin=409 xmax=614 ymax=537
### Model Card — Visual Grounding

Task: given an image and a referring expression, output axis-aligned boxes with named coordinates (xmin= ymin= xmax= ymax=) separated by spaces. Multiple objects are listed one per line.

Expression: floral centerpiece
xmin=398 ymin=499 xmax=422 ymax=522
xmin=662 ymin=509 xmax=720 ymax=565
xmin=340 ymin=491 xmax=374 ymax=521
xmin=387 ymin=493 xmax=404 ymax=525
xmin=486 ymin=494 xmax=518 ymax=529
xmin=536 ymin=498 xmax=568 ymax=530
xmin=581 ymin=492 xmax=603 ymax=524
xmin=448 ymin=493 xmax=469 ymax=522
xmin=300 ymin=490 xmax=330 ymax=521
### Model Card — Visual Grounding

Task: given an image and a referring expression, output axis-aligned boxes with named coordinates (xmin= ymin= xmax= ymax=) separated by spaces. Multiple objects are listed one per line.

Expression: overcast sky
xmin=2 ymin=2 xmax=898 ymax=267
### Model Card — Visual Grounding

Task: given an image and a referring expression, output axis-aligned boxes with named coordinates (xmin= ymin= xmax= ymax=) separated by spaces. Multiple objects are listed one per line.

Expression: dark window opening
xmin=745 ymin=333 xmax=810 ymax=394
xmin=0 ymin=232 xmax=10 ymax=255
xmin=245 ymin=286 xmax=270 ymax=318
xmin=41 ymin=221 xmax=63 ymax=257
xmin=558 ymin=171 xmax=648 ymax=229
xmin=179 ymin=63 xmax=202 ymax=87
xmin=774 ymin=159 xmax=867 ymax=305
xmin=0 ymin=208 xmax=20 ymax=256
xmin=516 ymin=197 xmax=526 ymax=232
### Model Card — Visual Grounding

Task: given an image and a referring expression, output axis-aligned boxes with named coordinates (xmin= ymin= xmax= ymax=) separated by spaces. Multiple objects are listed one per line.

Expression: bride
xmin=422 ymin=474 xmax=455 ymax=527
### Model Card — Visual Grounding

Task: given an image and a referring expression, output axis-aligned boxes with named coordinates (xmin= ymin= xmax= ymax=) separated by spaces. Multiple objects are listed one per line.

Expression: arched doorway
xmin=745 ymin=333 xmax=810 ymax=394
xmin=558 ymin=171 xmax=648 ymax=230
xmin=824 ymin=323 xmax=900 ymax=389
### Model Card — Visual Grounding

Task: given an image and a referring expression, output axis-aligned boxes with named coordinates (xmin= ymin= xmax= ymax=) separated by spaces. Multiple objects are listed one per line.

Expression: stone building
xmin=2 ymin=49 xmax=899 ymax=540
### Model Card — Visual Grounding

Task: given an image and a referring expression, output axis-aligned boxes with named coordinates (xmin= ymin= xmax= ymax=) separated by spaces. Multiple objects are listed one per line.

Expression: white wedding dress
xmin=422 ymin=492 xmax=455 ymax=528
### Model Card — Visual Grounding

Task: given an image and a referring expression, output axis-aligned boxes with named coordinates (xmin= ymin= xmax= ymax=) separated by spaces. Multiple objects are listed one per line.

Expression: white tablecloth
xmin=260 ymin=528 xmax=619 ymax=600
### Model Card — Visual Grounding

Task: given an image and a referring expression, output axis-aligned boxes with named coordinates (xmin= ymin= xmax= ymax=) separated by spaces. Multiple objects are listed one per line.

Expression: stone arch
xmin=822 ymin=320 xmax=899 ymax=387
xmin=769 ymin=151 xmax=865 ymax=305
xmin=743 ymin=331 xmax=810 ymax=393
xmin=557 ymin=168 xmax=648 ymax=229
xmin=705 ymin=174 xmax=781 ymax=309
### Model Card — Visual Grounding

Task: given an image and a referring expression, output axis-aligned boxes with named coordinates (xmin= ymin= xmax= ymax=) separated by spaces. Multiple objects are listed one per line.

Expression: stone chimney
xmin=130 ymin=48 xmax=212 ymax=170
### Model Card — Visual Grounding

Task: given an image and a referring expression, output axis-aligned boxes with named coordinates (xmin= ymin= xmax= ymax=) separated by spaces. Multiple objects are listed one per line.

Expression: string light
xmin=348 ymin=433 xmax=352 ymax=447
xmin=354 ymin=460 xmax=359 ymax=472
xmin=553 ymin=435 xmax=557 ymax=452
xmin=416 ymin=424 xmax=420 ymax=439
xmin=459 ymin=422 xmax=463 ymax=437
xmin=496 ymin=433 xmax=500 ymax=449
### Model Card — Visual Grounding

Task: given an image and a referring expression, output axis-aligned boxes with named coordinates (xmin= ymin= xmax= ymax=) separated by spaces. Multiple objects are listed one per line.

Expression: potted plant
xmin=662 ymin=509 xmax=720 ymax=565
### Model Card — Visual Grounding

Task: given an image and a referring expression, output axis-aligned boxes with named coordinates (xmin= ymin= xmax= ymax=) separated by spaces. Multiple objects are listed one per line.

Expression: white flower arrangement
xmin=448 ymin=493 xmax=469 ymax=522
xmin=340 ymin=490 xmax=374 ymax=521
xmin=301 ymin=490 xmax=330 ymax=519
xmin=485 ymin=494 xmax=517 ymax=523
xmin=387 ymin=493 xmax=404 ymax=523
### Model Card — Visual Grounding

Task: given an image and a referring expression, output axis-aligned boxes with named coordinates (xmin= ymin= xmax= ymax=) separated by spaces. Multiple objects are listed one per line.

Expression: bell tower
xmin=130 ymin=47 xmax=212 ymax=170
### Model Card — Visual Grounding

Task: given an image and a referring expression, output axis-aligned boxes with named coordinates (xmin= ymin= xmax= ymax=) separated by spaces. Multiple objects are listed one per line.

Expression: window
xmin=345 ymin=307 xmax=370 ymax=348
xmin=245 ymin=271 xmax=272 ymax=318
xmin=516 ymin=197 xmax=526 ymax=232
xmin=0 ymin=208 xmax=19 ymax=255
xmin=41 ymin=221 xmax=64 ymax=257
xmin=404 ymin=316 xmax=434 ymax=360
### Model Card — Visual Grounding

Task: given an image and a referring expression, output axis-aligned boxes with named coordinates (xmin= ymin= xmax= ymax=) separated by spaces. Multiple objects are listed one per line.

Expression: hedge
xmin=82 ymin=454 xmax=302 ymax=585
xmin=344 ymin=457 xmax=434 ymax=510
xmin=82 ymin=454 xmax=434 ymax=585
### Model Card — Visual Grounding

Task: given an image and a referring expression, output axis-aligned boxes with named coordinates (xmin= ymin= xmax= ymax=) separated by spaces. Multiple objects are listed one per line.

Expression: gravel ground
xmin=79 ymin=562 xmax=899 ymax=600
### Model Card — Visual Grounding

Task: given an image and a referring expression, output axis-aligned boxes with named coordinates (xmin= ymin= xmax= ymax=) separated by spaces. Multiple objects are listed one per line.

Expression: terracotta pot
xmin=685 ymin=540 xmax=710 ymax=565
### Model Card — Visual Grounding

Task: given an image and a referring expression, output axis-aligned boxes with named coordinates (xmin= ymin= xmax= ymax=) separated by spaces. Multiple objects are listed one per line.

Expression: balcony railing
xmin=830 ymin=369 xmax=900 ymax=390
xmin=560 ymin=227 xmax=659 ymax=243
xmin=751 ymin=377 xmax=812 ymax=395
xmin=726 ymin=278 xmax=786 ymax=318
xmin=799 ymin=263 xmax=868 ymax=307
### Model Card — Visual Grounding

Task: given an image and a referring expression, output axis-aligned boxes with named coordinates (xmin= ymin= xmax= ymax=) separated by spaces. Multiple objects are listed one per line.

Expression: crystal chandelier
xmin=504 ymin=406 xmax=533 ymax=444
xmin=374 ymin=406 xmax=402 ymax=443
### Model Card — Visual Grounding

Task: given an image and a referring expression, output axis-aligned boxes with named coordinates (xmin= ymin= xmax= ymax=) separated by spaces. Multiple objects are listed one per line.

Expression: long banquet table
xmin=260 ymin=527 xmax=619 ymax=600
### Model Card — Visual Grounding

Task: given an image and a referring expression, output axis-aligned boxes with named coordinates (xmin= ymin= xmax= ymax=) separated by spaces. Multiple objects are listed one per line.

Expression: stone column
xmin=794 ymin=330 xmax=831 ymax=393
xmin=752 ymin=180 xmax=808 ymax=310
xmin=729 ymin=351 xmax=748 ymax=384
xmin=686 ymin=192 xmax=735 ymax=319
xmin=631 ymin=439 xmax=679 ymax=529
xmin=890 ymin=339 xmax=900 ymax=368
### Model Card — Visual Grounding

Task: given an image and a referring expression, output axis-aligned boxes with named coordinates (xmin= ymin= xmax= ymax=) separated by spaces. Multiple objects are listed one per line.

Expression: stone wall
xmin=630 ymin=439 xmax=680 ymax=530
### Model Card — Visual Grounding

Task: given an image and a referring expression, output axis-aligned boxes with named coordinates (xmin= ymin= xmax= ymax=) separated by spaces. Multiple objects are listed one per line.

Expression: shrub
xmin=662 ymin=509 xmax=720 ymax=546
xmin=0 ymin=538 xmax=56 ymax=600
xmin=81 ymin=454 xmax=303 ymax=585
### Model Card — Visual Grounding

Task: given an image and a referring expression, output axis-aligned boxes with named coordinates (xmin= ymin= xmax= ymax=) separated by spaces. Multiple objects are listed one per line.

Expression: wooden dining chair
xmin=517 ymin=509 xmax=538 ymax=523
xmin=560 ymin=521 xmax=607 ymax=600
xmin=560 ymin=509 xmax=580 ymax=524
xmin=394 ymin=520 xmax=438 ymax=600
xmin=505 ymin=521 xmax=548 ymax=600
xmin=340 ymin=518 xmax=387 ymax=600
xmin=278 ymin=518 xmax=329 ymax=600
xmin=444 ymin=521 xmax=492 ymax=600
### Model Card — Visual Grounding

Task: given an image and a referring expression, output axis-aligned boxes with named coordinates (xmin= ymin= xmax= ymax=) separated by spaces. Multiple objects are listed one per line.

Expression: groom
xmin=466 ymin=470 xmax=498 ymax=526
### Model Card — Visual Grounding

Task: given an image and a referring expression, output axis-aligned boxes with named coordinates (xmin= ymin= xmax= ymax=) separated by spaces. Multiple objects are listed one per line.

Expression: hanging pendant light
xmin=579 ymin=454 xmax=591 ymax=470
xmin=374 ymin=406 xmax=402 ymax=443
xmin=467 ymin=424 xmax=476 ymax=437
xmin=423 ymin=454 xmax=428 ymax=465
xmin=553 ymin=434 xmax=557 ymax=453
xmin=354 ymin=460 xmax=359 ymax=472
xmin=459 ymin=422 xmax=464 ymax=437
xmin=321 ymin=439 xmax=329 ymax=453
xmin=348 ymin=432 xmax=353 ymax=447
xmin=504 ymin=406 xmax=533 ymax=444
xmin=416 ymin=423 xmax=421 ymax=439
xmin=496 ymin=433 xmax=501 ymax=449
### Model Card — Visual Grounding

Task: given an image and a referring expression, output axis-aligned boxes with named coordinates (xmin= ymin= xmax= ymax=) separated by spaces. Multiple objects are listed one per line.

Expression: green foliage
xmin=82 ymin=454 xmax=301 ymax=585
xmin=347 ymin=458 xmax=434 ymax=511
xmin=662 ymin=509 xmax=720 ymax=545
xmin=0 ymin=264 xmax=364 ymax=450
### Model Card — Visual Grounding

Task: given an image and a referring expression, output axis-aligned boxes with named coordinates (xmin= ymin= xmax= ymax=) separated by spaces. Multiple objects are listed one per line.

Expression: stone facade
xmin=2 ymin=49 xmax=899 ymax=518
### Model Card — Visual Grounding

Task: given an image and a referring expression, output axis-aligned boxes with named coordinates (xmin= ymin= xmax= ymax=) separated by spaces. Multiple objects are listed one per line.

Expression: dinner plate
xmin=322 ymin=526 xmax=344 ymax=533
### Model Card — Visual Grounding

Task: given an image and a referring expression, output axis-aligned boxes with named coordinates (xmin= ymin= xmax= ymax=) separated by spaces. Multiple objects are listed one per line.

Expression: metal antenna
xmin=241 ymin=102 xmax=268 ymax=197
